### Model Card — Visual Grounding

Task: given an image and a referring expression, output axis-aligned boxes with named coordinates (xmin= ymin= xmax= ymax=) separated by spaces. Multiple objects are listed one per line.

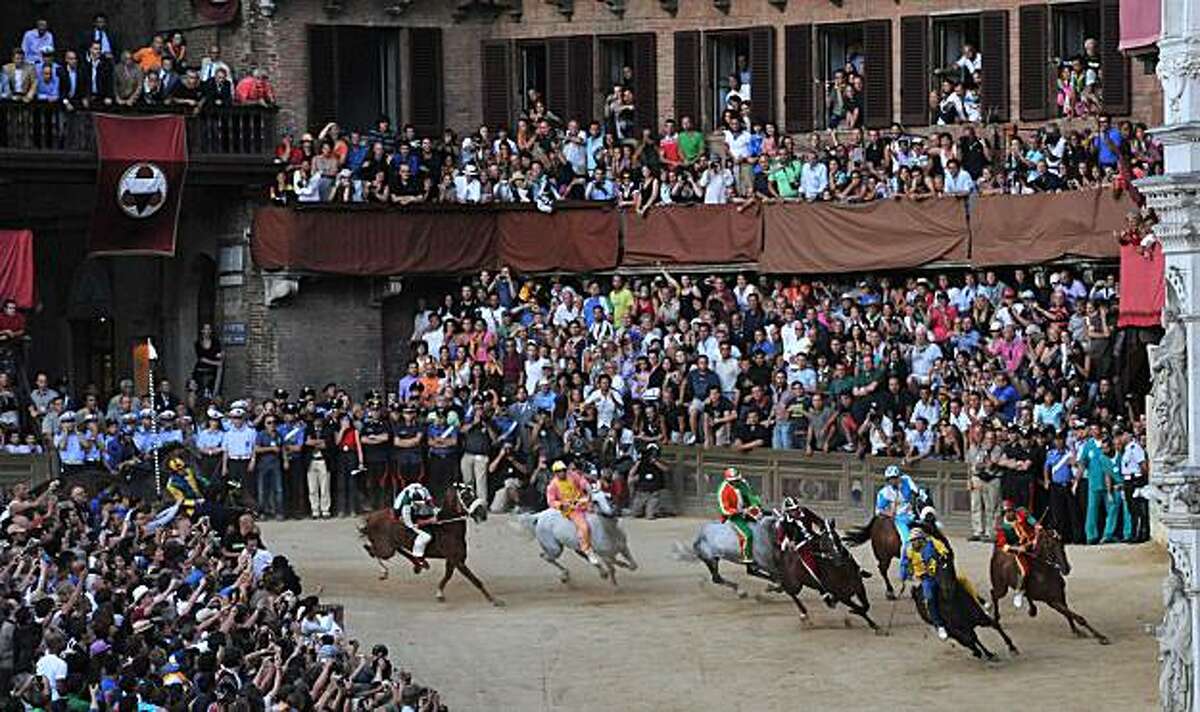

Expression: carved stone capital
xmin=256 ymin=0 xmax=277 ymax=17
xmin=1158 ymin=37 xmax=1200 ymax=126
xmin=263 ymin=272 xmax=301 ymax=307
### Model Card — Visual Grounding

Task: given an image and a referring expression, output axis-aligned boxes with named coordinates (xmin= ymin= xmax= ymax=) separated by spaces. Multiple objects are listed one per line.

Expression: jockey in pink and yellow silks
xmin=546 ymin=460 xmax=602 ymax=565
xmin=717 ymin=467 xmax=762 ymax=563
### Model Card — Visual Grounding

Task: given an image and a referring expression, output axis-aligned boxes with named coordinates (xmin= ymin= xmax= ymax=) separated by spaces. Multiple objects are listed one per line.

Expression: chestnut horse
xmin=360 ymin=483 xmax=503 ymax=606
xmin=777 ymin=517 xmax=878 ymax=631
xmin=989 ymin=527 xmax=1108 ymax=644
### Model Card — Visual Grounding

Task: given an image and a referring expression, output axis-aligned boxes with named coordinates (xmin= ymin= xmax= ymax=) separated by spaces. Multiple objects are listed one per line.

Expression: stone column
xmin=1141 ymin=1 xmax=1200 ymax=709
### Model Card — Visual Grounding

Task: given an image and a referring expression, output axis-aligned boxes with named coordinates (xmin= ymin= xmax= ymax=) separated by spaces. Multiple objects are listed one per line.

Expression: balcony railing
xmin=0 ymin=101 xmax=277 ymax=159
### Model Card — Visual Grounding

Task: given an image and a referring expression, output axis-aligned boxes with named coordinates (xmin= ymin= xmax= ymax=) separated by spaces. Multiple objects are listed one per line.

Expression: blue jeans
xmin=772 ymin=422 xmax=793 ymax=450
xmin=256 ymin=461 xmax=283 ymax=516
xmin=921 ymin=578 xmax=944 ymax=627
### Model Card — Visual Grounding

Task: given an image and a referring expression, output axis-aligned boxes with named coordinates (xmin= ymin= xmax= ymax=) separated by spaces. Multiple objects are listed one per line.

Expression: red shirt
xmin=235 ymin=76 xmax=274 ymax=104
xmin=0 ymin=312 xmax=25 ymax=335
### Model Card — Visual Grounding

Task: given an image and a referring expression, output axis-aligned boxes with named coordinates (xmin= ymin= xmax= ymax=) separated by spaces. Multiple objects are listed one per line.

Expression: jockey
xmin=717 ymin=467 xmax=763 ymax=569
xmin=781 ymin=497 xmax=835 ymax=606
xmin=165 ymin=455 xmax=210 ymax=517
xmin=875 ymin=464 xmax=925 ymax=549
xmin=546 ymin=460 xmax=602 ymax=566
xmin=393 ymin=481 xmax=439 ymax=572
xmin=995 ymin=499 xmax=1040 ymax=609
xmin=900 ymin=525 xmax=950 ymax=641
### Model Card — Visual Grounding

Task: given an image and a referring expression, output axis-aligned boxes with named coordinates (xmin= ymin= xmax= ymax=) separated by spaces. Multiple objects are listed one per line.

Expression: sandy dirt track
xmin=262 ymin=515 xmax=1164 ymax=712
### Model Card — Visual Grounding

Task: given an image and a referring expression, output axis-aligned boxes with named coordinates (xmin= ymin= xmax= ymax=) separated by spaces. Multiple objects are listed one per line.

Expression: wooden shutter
xmin=633 ymin=33 xmax=658 ymax=132
xmin=408 ymin=28 xmax=443 ymax=136
xmin=862 ymin=19 xmax=893 ymax=128
xmin=673 ymin=30 xmax=701 ymax=124
xmin=547 ymin=38 xmax=569 ymax=120
xmin=481 ymin=40 xmax=512 ymax=129
xmin=568 ymin=35 xmax=595 ymax=125
xmin=749 ymin=26 xmax=776 ymax=126
xmin=1019 ymin=4 xmax=1049 ymax=121
xmin=784 ymin=24 xmax=813 ymax=133
xmin=980 ymin=11 xmax=1009 ymax=122
xmin=308 ymin=26 xmax=338 ymax=127
xmin=899 ymin=16 xmax=928 ymax=126
xmin=1099 ymin=0 xmax=1130 ymax=115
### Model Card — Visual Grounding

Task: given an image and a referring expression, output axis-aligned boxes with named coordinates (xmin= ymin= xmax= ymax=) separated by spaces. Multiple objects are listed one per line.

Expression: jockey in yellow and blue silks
xmin=900 ymin=525 xmax=950 ymax=641
xmin=875 ymin=464 xmax=925 ymax=548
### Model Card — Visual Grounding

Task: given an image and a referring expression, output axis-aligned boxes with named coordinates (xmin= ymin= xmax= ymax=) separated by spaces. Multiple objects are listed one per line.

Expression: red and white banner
xmin=0 ymin=230 xmax=35 ymax=309
xmin=89 ymin=114 xmax=188 ymax=256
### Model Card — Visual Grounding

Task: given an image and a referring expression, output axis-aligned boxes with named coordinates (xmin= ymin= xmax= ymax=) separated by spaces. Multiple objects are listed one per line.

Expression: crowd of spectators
xmin=270 ymin=61 xmax=1160 ymax=211
xmin=1 ymin=16 xmax=275 ymax=114
xmin=0 ymin=481 xmax=446 ymax=711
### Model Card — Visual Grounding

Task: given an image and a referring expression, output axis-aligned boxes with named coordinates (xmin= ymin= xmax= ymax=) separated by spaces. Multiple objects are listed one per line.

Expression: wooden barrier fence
xmin=657 ymin=447 xmax=973 ymax=526
xmin=0 ymin=453 xmax=54 ymax=491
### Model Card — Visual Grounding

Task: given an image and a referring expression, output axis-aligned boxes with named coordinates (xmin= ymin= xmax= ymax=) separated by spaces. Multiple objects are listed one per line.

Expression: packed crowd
xmin=2 ymin=16 xmax=276 ymax=112
xmin=267 ymin=34 xmax=1154 ymax=210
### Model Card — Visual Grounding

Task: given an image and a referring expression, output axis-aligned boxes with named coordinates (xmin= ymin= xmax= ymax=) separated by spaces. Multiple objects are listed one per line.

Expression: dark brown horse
xmin=777 ymin=518 xmax=878 ymax=631
xmin=989 ymin=527 xmax=1108 ymax=644
xmin=913 ymin=559 xmax=1019 ymax=660
xmin=360 ymin=483 xmax=503 ymax=606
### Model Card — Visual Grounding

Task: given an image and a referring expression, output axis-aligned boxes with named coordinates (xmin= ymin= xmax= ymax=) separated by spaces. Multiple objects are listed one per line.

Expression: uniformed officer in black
xmin=360 ymin=398 xmax=392 ymax=509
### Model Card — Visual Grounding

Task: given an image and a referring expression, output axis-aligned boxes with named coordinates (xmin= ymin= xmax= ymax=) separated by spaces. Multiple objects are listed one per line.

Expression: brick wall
xmin=234 ymin=274 xmax=385 ymax=400
xmin=217 ymin=0 xmax=1162 ymax=137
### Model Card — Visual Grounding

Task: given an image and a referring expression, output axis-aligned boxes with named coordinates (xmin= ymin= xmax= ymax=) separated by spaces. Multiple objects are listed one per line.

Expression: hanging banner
xmin=89 ymin=114 xmax=188 ymax=256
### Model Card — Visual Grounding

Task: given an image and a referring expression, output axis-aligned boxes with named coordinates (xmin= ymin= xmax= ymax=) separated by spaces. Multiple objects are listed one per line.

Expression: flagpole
xmin=147 ymin=337 xmax=162 ymax=499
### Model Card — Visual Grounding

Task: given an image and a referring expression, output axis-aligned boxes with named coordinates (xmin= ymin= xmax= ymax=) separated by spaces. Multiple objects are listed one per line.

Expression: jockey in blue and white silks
xmin=875 ymin=464 xmax=925 ymax=548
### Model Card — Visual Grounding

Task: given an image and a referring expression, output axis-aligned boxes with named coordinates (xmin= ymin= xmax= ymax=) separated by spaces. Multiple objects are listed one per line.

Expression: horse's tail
xmin=670 ymin=540 xmax=699 ymax=562
xmin=842 ymin=517 xmax=877 ymax=547
xmin=508 ymin=512 xmax=539 ymax=540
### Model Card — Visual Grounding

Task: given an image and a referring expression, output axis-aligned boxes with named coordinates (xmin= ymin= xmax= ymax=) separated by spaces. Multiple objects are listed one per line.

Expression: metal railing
xmin=658 ymin=446 xmax=972 ymax=523
xmin=0 ymin=101 xmax=277 ymax=158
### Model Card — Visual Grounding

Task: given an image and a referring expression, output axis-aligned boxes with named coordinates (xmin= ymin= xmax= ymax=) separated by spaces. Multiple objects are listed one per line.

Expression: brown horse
xmin=777 ymin=518 xmax=878 ymax=631
xmin=360 ymin=483 xmax=504 ymax=606
xmin=989 ymin=527 xmax=1108 ymax=644
xmin=843 ymin=514 xmax=904 ymax=600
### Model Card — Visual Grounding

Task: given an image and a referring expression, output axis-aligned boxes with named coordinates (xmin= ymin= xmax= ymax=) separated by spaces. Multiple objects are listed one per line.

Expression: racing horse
xmin=843 ymin=492 xmax=937 ymax=600
xmin=913 ymin=557 xmax=1019 ymax=660
xmin=360 ymin=482 xmax=503 ymax=606
xmin=777 ymin=515 xmax=878 ymax=631
xmin=990 ymin=526 xmax=1109 ymax=644
xmin=513 ymin=487 xmax=638 ymax=586
xmin=674 ymin=513 xmax=783 ymax=598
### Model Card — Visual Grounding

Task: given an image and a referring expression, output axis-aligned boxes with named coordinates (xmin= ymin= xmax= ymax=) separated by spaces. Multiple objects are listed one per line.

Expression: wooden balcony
xmin=0 ymin=102 xmax=278 ymax=187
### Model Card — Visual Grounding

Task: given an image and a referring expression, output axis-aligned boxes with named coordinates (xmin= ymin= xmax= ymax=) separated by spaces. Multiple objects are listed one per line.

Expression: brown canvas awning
xmin=760 ymin=198 xmax=969 ymax=273
xmin=253 ymin=205 xmax=619 ymax=274
xmin=622 ymin=205 xmax=762 ymax=265
xmin=968 ymin=189 xmax=1132 ymax=267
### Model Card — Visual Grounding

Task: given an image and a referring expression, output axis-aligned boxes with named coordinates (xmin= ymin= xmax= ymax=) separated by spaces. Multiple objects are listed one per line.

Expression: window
xmin=1053 ymin=2 xmax=1100 ymax=64
xmin=706 ymin=33 xmax=751 ymax=129
xmin=818 ymin=24 xmax=865 ymax=82
xmin=599 ymin=38 xmax=635 ymax=92
xmin=307 ymin=26 xmax=403 ymax=132
xmin=932 ymin=14 xmax=981 ymax=79
xmin=519 ymin=42 xmax=547 ymax=112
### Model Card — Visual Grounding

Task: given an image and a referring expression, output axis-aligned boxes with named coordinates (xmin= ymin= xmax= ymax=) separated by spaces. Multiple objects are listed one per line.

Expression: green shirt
xmin=678 ymin=130 xmax=706 ymax=164
xmin=610 ymin=287 xmax=634 ymax=325
xmin=828 ymin=377 xmax=855 ymax=397
xmin=768 ymin=162 xmax=802 ymax=198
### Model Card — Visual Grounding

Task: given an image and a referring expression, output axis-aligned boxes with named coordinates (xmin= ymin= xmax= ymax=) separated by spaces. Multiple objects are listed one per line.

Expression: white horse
xmin=513 ymin=488 xmax=638 ymax=586
xmin=673 ymin=515 xmax=782 ymax=598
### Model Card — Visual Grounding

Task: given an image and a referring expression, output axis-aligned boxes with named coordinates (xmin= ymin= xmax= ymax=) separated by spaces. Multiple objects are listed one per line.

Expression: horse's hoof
xmin=492 ymin=599 xmax=507 ymax=608
xmin=885 ymin=592 xmax=897 ymax=601
xmin=843 ymin=617 xmax=853 ymax=629
xmin=1097 ymin=636 xmax=1111 ymax=646
xmin=1009 ymin=647 xmax=1021 ymax=656
xmin=737 ymin=590 xmax=749 ymax=599
xmin=559 ymin=573 xmax=570 ymax=584
xmin=435 ymin=591 xmax=445 ymax=603
xmin=598 ymin=569 xmax=609 ymax=580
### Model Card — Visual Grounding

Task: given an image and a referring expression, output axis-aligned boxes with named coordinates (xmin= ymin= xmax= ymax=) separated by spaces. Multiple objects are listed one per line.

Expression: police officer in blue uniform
xmin=221 ymin=407 xmax=257 ymax=503
xmin=55 ymin=411 xmax=87 ymax=475
xmin=195 ymin=408 xmax=226 ymax=481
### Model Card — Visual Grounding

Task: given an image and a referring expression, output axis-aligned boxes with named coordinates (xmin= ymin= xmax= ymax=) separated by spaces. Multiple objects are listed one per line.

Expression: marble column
xmin=1141 ymin=1 xmax=1200 ymax=710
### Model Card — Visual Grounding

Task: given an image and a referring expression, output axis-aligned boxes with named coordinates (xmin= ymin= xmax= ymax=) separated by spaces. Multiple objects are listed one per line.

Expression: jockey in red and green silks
xmin=717 ymin=467 xmax=762 ymax=563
